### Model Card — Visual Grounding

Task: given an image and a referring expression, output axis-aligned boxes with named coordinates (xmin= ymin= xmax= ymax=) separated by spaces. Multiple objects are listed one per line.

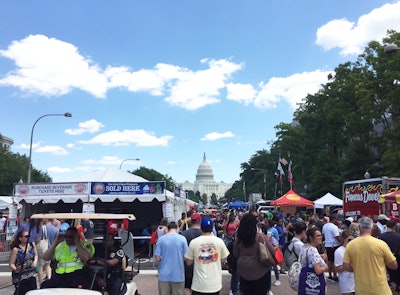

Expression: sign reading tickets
xmin=15 ymin=183 xmax=90 ymax=196
xmin=91 ymin=181 xmax=165 ymax=195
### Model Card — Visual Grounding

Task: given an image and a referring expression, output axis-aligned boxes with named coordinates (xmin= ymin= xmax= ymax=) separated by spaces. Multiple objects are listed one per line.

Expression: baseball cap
xmin=201 ymin=216 xmax=214 ymax=229
xmin=190 ymin=213 xmax=202 ymax=223
xmin=378 ymin=214 xmax=390 ymax=221
xmin=345 ymin=217 xmax=354 ymax=223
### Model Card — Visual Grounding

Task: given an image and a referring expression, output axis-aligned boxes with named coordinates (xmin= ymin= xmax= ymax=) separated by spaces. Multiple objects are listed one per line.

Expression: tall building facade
xmin=178 ymin=153 xmax=232 ymax=199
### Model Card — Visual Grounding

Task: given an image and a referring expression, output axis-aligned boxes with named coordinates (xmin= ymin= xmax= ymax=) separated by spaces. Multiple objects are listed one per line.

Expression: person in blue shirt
xmin=155 ymin=221 xmax=188 ymax=295
xmin=15 ymin=217 xmax=42 ymax=245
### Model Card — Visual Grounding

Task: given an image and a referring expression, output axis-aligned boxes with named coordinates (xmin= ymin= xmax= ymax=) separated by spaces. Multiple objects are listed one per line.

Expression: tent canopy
xmin=271 ymin=190 xmax=314 ymax=207
xmin=379 ymin=190 xmax=400 ymax=204
xmin=0 ymin=196 xmax=13 ymax=210
xmin=229 ymin=200 xmax=249 ymax=209
xmin=314 ymin=192 xmax=343 ymax=209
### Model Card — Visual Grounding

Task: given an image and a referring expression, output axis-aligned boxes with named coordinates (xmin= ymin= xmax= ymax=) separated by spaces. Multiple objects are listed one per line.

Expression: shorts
xmin=326 ymin=246 xmax=339 ymax=262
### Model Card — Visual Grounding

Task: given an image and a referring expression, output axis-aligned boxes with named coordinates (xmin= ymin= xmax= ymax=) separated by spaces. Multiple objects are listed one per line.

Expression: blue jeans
xmin=230 ymin=271 xmax=239 ymax=292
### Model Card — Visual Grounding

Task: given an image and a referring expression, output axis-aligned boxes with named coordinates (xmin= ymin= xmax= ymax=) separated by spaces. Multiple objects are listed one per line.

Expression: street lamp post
xmin=119 ymin=158 xmax=140 ymax=170
xmin=27 ymin=112 xmax=72 ymax=183
xmin=251 ymin=168 xmax=267 ymax=200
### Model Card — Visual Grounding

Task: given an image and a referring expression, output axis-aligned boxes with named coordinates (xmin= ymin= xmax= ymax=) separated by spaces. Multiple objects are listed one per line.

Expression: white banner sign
xmin=15 ymin=183 xmax=89 ymax=196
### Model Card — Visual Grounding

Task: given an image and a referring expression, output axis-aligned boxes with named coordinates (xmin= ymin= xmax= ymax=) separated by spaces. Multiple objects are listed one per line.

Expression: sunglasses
xmin=22 ymin=235 xmax=30 ymax=238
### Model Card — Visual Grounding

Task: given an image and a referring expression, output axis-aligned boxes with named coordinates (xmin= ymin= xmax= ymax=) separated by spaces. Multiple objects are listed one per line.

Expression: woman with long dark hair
xmin=233 ymin=213 xmax=275 ymax=295
xmin=9 ymin=230 xmax=38 ymax=295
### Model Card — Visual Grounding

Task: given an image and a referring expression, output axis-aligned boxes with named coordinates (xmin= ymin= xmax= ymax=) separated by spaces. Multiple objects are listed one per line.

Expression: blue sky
xmin=1 ymin=1 xmax=399 ymax=185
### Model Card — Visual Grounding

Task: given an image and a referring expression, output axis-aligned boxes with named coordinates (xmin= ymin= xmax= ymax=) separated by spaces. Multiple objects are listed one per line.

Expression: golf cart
xmin=27 ymin=213 xmax=140 ymax=295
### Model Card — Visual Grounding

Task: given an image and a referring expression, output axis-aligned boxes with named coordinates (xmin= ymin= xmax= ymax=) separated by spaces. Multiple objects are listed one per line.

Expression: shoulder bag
xmin=37 ymin=225 xmax=48 ymax=257
xmin=258 ymin=233 xmax=276 ymax=266
xmin=298 ymin=247 xmax=326 ymax=294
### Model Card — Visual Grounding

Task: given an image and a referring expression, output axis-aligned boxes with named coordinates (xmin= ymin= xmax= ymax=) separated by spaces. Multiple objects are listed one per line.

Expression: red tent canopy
xmin=379 ymin=190 xmax=400 ymax=204
xmin=271 ymin=189 xmax=314 ymax=207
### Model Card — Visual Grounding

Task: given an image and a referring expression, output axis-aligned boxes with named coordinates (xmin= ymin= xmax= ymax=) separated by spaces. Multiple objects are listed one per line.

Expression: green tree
xmin=132 ymin=166 xmax=176 ymax=191
xmin=0 ymin=148 xmax=51 ymax=195
xmin=210 ymin=193 xmax=218 ymax=205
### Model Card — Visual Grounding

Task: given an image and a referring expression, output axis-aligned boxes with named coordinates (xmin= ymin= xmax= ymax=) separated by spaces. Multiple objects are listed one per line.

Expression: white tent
xmin=314 ymin=192 xmax=343 ymax=209
xmin=0 ymin=196 xmax=13 ymax=210
xmin=73 ymin=167 xmax=148 ymax=183
xmin=15 ymin=167 xmax=193 ymax=222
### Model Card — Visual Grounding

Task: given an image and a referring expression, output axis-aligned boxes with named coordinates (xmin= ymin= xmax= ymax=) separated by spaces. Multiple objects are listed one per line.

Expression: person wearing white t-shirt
xmin=185 ymin=216 xmax=229 ymax=295
xmin=334 ymin=231 xmax=355 ymax=295
xmin=322 ymin=215 xmax=341 ymax=282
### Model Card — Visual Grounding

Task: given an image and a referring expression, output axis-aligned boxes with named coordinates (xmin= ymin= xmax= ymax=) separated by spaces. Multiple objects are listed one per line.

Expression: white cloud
xmin=165 ymin=59 xmax=243 ymax=110
xmin=16 ymin=142 xmax=69 ymax=156
xmin=35 ymin=145 xmax=69 ymax=156
xmin=0 ymin=34 xmax=243 ymax=110
xmin=0 ymin=34 xmax=107 ymax=97
xmin=65 ymin=119 xmax=105 ymax=135
xmin=201 ymin=131 xmax=235 ymax=141
xmin=81 ymin=156 xmax=139 ymax=166
xmin=48 ymin=166 xmax=93 ymax=174
xmin=316 ymin=1 xmax=400 ymax=55
xmin=226 ymin=83 xmax=256 ymax=105
xmin=48 ymin=166 xmax=71 ymax=173
xmin=254 ymin=70 xmax=331 ymax=110
xmin=79 ymin=129 xmax=173 ymax=147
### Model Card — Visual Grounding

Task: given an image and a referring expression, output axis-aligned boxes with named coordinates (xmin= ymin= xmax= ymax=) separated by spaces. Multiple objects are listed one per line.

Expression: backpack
xmin=150 ymin=230 xmax=158 ymax=245
xmin=287 ymin=249 xmax=303 ymax=291
xmin=284 ymin=239 xmax=299 ymax=269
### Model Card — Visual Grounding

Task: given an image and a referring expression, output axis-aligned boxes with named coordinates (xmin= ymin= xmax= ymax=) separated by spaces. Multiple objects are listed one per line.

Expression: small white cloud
xmin=316 ymin=1 xmax=400 ymax=55
xmin=201 ymin=131 xmax=235 ymax=141
xmin=254 ymin=70 xmax=331 ymax=110
xmin=81 ymin=156 xmax=138 ymax=166
xmin=226 ymin=83 xmax=256 ymax=105
xmin=65 ymin=119 xmax=105 ymax=135
xmin=35 ymin=145 xmax=69 ymax=156
xmin=48 ymin=166 xmax=71 ymax=173
xmin=167 ymin=161 xmax=176 ymax=165
xmin=66 ymin=143 xmax=74 ymax=148
xmin=79 ymin=129 xmax=173 ymax=147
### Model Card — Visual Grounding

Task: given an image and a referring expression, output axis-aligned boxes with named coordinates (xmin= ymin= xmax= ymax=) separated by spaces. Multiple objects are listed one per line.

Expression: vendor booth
xmin=313 ymin=192 xmax=343 ymax=215
xmin=379 ymin=190 xmax=400 ymax=220
xmin=271 ymin=189 xmax=314 ymax=215
xmin=14 ymin=167 xmax=193 ymax=233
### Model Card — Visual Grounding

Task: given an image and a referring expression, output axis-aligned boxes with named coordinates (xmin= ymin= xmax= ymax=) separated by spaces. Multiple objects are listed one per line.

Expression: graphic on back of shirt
xmin=197 ymin=243 xmax=219 ymax=264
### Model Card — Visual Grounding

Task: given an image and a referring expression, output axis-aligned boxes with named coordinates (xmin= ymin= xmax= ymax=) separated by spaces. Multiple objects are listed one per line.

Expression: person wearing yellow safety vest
xmin=41 ymin=227 xmax=95 ymax=289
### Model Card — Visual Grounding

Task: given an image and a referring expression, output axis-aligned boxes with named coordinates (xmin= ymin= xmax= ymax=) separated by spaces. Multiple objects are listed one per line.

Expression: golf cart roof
xmin=30 ymin=213 xmax=136 ymax=221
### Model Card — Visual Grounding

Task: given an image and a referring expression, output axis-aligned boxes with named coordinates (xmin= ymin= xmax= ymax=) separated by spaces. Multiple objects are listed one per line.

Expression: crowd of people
xmin=8 ymin=215 xmax=128 ymax=295
xmin=6 ymin=208 xmax=400 ymax=295
xmin=151 ymin=208 xmax=400 ymax=295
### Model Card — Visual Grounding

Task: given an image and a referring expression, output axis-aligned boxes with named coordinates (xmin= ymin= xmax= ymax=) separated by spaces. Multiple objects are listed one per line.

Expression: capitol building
xmin=177 ymin=153 xmax=233 ymax=199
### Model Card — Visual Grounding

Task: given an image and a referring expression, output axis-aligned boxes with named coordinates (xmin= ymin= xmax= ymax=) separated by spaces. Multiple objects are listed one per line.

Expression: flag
xmin=277 ymin=161 xmax=285 ymax=184
xmin=279 ymin=158 xmax=288 ymax=165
